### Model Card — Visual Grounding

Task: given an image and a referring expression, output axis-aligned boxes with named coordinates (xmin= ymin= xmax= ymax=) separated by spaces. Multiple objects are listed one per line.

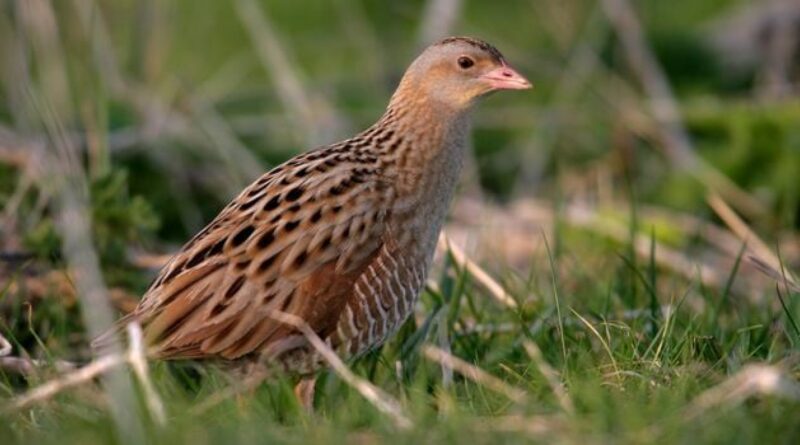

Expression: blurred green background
xmin=2 ymin=0 xmax=798 ymax=248
xmin=1 ymin=0 xmax=799 ymax=444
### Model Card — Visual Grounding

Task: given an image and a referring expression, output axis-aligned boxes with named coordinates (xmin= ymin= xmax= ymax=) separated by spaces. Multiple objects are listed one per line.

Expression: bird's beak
xmin=480 ymin=64 xmax=532 ymax=90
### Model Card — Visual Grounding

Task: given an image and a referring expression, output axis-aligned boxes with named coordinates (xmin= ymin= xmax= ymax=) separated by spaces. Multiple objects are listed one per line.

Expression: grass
xmin=1 ymin=0 xmax=799 ymax=443
xmin=2 ymin=227 xmax=798 ymax=444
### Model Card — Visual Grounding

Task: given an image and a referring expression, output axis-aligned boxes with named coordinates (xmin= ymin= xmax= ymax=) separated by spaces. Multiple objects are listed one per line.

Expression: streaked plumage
xmin=96 ymin=36 xmax=530 ymax=406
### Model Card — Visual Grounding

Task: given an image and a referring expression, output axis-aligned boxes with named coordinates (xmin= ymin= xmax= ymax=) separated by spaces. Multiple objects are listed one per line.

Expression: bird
xmin=95 ymin=36 xmax=530 ymax=410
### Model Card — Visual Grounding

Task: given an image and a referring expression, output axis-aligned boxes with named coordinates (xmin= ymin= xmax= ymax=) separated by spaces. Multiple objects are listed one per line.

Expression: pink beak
xmin=480 ymin=64 xmax=532 ymax=90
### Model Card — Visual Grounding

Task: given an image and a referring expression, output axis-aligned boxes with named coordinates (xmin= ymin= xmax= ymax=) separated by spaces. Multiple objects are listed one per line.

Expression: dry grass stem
xmin=522 ymin=340 xmax=574 ymax=413
xmin=422 ymin=344 xmax=528 ymax=403
xmin=569 ymin=308 xmax=621 ymax=383
xmin=706 ymin=192 xmax=793 ymax=281
xmin=266 ymin=309 xmax=413 ymax=430
xmin=438 ymin=233 xmax=519 ymax=308
xmin=747 ymin=255 xmax=800 ymax=293
xmin=125 ymin=323 xmax=166 ymax=426
xmin=0 ymin=356 xmax=77 ymax=375
xmin=460 ymin=197 xmax=770 ymax=297
xmin=3 ymin=324 xmax=168 ymax=419
xmin=683 ymin=364 xmax=800 ymax=420
xmin=0 ymin=331 xmax=78 ymax=375
xmin=3 ymin=353 xmax=127 ymax=413
xmin=0 ymin=332 xmax=11 ymax=357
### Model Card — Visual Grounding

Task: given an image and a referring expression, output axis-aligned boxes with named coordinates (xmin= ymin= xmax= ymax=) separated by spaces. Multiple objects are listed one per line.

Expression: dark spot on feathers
xmin=208 ymin=239 xmax=225 ymax=257
xmin=284 ymin=220 xmax=300 ymax=232
xmin=377 ymin=130 xmax=394 ymax=144
xmin=239 ymin=196 xmax=261 ymax=211
xmin=330 ymin=185 xmax=344 ymax=196
xmin=320 ymin=236 xmax=332 ymax=250
xmin=247 ymin=185 xmax=265 ymax=197
xmin=293 ymin=251 xmax=308 ymax=268
xmin=288 ymin=204 xmax=301 ymax=213
xmin=210 ymin=302 xmax=228 ymax=317
xmin=258 ymin=254 xmax=277 ymax=272
xmin=163 ymin=261 xmax=185 ymax=284
xmin=264 ymin=195 xmax=281 ymax=211
xmin=285 ymin=187 xmax=304 ymax=201
xmin=332 ymin=205 xmax=342 ymax=213
xmin=173 ymin=259 xmax=187 ymax=273
xmin=232 ymin=225 xmax=255 ymax=247
xmin=281 ymin=291 xmax=295 ymax=311
xmin=257 ymin=230 xmax=275 ymax=249
xmin=236 ymin=259 xmax=251 ymax=270
xmin=225 ymin=276 xmax=246 ymax=300
xmin=295 ymin=167 xmax=309 ymax=178
xmin=310 ymin=208 xmax=322 ymax=223
xmin=187 ymin=245 xmax=210 ymax=268
xmin=208 ymin=323 xmax=235 ymax=345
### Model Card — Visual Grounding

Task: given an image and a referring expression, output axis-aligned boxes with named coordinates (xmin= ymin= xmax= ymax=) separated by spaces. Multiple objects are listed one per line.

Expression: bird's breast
xmin=390 ymin=128 xmax=468 ymax=260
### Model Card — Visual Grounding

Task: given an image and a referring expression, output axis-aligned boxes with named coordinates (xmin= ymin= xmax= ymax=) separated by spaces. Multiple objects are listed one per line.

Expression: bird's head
xmin=393 ymin=36 xmax=531 ymax=112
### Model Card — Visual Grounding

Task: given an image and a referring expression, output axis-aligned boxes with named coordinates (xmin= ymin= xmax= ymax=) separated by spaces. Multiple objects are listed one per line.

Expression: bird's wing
xmin=105 ymin=146 xmax=395 ymax=360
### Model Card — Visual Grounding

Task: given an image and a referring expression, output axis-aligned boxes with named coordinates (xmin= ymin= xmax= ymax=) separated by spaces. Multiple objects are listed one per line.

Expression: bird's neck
xmin=375 ymin=96 xmax=471 ymax=195
xmin=361 ymin=95 xmax=471 ymax=256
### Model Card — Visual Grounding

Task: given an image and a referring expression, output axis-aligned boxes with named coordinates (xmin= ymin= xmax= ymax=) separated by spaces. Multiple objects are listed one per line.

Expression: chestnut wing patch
xmin=128 ymin=147 xmax=395 ymax=360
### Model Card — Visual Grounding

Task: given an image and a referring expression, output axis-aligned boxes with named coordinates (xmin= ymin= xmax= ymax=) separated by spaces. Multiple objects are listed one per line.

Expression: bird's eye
xmin=457 ymin=56 xmax=474 ymax=69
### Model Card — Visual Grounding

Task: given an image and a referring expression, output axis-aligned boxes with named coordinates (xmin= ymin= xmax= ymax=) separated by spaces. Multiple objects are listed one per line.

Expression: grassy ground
xmin=1 ymin=0 xmax=799 ymax=443
xmin=2 ymin=236 xmax=799 ymax=444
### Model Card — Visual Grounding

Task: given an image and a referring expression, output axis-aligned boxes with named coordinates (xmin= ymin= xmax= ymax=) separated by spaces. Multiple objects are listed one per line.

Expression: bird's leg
xmin=293 ymin=376 xmax=317 ymax=412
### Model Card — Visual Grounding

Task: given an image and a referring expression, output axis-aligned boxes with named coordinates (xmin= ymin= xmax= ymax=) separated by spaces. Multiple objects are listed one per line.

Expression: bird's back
xmin=102 ymin=109 xmax=466 ymax=372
